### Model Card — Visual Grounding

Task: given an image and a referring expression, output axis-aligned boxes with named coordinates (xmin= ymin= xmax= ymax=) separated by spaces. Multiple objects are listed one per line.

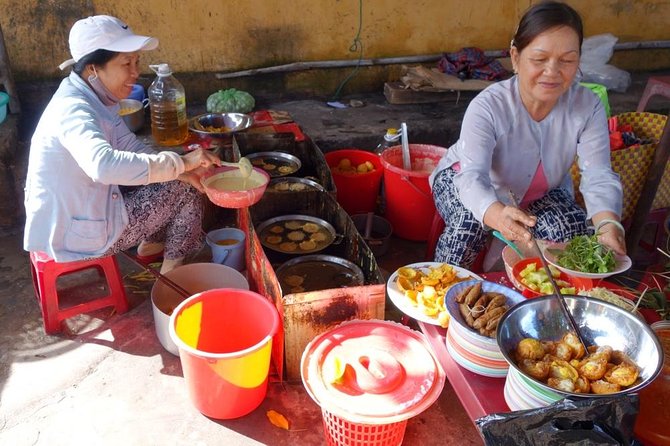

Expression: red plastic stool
xmin=29 ymin=252 xmax=129 ymax=334
xmin=624 ymin=208 xmax=670 ymax=265
xmin=636 ymin=76 xmax=670 ymax=112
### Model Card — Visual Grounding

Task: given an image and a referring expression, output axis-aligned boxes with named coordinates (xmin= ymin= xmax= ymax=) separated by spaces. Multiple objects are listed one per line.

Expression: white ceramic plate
xmin=543 ymin=242 xmax=632 ymax=279
xmin=386 ymin=262 xmax=481 ymax=326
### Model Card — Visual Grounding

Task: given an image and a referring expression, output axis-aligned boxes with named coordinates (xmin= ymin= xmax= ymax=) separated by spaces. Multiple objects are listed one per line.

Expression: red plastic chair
xmin=29 ymin=252 xmax=129 ymax=334
xmin=636 ymin=76 xmax=670 ymax=112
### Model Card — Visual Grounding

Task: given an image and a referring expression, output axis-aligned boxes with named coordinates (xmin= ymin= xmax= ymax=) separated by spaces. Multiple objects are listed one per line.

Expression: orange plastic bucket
xmin=325 ymin=149 xmax=383 ymax=214
xmin=169 ymin=288 xmax=279 ymax=419
xmin=380 ymin=144 xmax=447 ymax=241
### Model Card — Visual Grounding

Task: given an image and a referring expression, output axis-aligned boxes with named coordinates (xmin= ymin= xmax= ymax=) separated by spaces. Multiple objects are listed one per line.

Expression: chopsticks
xmin=508 ymin=192 xmax=590 ymax=352
xmin=120 ymin=251 xmax=191 ymax=298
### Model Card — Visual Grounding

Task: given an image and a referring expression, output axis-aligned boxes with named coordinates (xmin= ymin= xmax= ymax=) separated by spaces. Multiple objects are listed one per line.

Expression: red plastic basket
xmin=322 ymin=409 xmax=407 ymax=446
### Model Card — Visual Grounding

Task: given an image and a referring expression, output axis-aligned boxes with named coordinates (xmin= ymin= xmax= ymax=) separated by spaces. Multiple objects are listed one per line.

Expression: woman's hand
xmin=181 ymin=147 xmax=221 ymax=172
xmin=595 ymin=220 xmax=627 ymax=256
xmin=484 ymin=202 xmax=537 ymax=246
xmin=177 ymin=170 xmax=206 ymax=193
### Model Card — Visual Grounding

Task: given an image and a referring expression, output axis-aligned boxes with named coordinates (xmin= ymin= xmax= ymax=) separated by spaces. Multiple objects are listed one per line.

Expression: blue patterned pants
xmin=432 ymin=168 xmax=589 ymax=268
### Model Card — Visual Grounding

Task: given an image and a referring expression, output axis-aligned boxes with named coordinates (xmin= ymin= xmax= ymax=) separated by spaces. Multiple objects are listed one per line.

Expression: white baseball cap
xmin=59 ymin=15 xmax=158 ymax=70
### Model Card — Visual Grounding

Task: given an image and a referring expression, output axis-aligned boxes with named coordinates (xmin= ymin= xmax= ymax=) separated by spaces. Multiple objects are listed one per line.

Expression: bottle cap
xmin=149 ymin=63 xmax=172 ymax=76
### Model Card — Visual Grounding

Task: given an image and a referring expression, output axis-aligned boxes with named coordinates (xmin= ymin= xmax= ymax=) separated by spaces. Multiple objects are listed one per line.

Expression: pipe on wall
xmin=216 ymin=40 xmax=670 ymax=79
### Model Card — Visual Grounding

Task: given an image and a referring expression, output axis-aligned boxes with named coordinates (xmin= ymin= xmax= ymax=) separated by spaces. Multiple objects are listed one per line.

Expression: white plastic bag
xmin=580 ymin=33 xmax=631 ymax=93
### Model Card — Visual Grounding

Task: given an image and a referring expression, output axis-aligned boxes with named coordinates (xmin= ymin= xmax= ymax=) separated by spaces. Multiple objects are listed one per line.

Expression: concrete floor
xmin=0 ymin=228 xmax=482 ymax=446
xmin=1 ymin=70 xmax=668 ymax=445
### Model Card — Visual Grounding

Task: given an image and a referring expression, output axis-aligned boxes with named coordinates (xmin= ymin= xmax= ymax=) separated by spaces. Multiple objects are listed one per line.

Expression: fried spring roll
xmin=464 ymin=282 xmax=483 ymax=307
xmin=472 ymin=306 xmax=506 ymax=329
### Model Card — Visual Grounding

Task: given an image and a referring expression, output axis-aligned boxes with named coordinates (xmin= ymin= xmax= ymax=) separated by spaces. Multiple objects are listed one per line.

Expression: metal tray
xmin=246 ymin=151 xmax=301 ymax=177
xmin=275 ymin=254 xmax=364 ymax=294
xmin=256 ymin=214 xmax=340 ymax=254
xmin=267 ymin=176 xmax=325 ymax=193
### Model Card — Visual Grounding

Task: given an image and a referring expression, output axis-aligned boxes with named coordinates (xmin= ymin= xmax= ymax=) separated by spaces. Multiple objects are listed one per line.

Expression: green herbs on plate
xmin=556 ymin=234 xmax=615 ymax=274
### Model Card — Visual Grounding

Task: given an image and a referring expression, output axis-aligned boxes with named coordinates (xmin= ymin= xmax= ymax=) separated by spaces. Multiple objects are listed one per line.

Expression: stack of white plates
xmin=444 ymin=280 xmax=525 ymax=378
xmin=504 ymin=367 xmax=561 ymax=411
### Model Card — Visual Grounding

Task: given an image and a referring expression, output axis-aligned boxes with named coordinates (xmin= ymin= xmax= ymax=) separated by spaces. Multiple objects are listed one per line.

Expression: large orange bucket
xmin=169 ymin=288 xmax=280 ymax=419
xmin=380 ymin=144 xmax=447 ymax=241
xmin=325 ymin=149 xmax=383 ymax=214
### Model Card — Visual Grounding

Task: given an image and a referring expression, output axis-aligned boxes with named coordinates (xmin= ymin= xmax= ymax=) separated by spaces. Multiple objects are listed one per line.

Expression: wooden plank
xmin=0 ymin=24 xmax=20 ymax=114
xmin=384 ymin=82 xmax=459 ymax=105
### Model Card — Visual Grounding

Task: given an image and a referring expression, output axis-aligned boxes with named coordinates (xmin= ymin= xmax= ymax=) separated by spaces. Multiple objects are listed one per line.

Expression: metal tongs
xmin=508 ymin=192 xmax=590 ymax=352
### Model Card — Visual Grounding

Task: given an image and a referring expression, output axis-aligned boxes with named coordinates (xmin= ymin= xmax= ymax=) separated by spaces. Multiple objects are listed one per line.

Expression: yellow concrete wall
xmin=1 ymin=0 xmax=668 ymax=81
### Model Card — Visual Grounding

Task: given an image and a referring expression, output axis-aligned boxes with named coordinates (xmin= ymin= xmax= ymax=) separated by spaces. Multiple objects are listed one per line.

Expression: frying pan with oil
xmin=256 ymin=214 xmax=342 ymax=254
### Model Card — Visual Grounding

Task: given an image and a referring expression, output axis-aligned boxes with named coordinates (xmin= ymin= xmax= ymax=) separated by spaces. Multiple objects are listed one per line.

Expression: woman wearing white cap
xmin=24 ymin=15 xmax=221 ymax=274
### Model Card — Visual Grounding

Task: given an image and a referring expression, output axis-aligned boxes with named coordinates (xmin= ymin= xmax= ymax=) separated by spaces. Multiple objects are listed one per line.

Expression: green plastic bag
xmin=580 ymin=82 xmax=610 ymax=117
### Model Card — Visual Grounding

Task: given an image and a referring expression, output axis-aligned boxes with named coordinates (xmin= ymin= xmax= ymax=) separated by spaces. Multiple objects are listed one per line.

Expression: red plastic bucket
xmin=169 ymin=288 xmax=279 ymax=419
xmin=325 ymin=149 xmax=383 ymax=214
xmin=380 ymin=144 xmax=447 ymax=241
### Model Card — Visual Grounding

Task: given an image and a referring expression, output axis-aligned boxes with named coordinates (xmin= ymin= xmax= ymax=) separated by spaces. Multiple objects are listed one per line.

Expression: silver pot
xmin=119 ymin=98 xmax=148 ymax=132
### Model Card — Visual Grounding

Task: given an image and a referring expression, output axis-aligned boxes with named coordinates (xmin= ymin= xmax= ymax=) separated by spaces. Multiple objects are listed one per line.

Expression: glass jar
xmin=635 ymin=320 xmax=670 ymax=445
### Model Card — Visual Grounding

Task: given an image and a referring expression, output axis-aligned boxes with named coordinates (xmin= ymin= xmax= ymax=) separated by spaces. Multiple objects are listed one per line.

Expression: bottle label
xmin=175 ymin=96 xmax=187 ymax=125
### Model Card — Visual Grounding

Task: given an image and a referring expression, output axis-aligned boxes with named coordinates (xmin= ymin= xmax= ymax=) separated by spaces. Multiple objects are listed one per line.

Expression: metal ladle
xmin=508 ymin=191 xmax=590 ymax=352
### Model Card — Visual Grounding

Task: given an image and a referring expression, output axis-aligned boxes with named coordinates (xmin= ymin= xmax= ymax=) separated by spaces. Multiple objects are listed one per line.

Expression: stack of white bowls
xmin=445 ymin=280 xmax=525 ymax=378
xmin=504 ymin=367 xmax=561 ymax=410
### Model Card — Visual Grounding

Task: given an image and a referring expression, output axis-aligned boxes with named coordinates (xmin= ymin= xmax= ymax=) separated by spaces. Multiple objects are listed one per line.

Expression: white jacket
xmin=24 ymin=72 xmax=185 ymax=262
xmin=430 ymin=77 xmax=622 ymax=223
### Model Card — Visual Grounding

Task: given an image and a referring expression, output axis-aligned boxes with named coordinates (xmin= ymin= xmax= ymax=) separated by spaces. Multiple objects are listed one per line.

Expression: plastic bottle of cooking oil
xmin=148 ymin=63 xmax=188 ymax=146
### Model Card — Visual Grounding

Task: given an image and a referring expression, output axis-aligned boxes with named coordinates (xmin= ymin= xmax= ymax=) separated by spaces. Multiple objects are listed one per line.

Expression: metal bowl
xmin=189 ymin=113 xmax=253 ymax=137
xmin=245 ymin=151 xmax=302 ymax=178
xmin=497 ymin=294 xmax=663 ymax=398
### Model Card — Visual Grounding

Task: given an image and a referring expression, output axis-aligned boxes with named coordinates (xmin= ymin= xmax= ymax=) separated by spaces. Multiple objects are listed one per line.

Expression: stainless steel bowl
xmin=189 ymin=113 xmax=253 ymax=137
xmin=497 ymin=294 xmax=663 ymax=398
xmin=119 ymin=98 xmax=146 ymax=132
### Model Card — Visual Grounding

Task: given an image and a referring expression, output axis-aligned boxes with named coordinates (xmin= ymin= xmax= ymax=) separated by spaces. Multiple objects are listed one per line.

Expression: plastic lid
xmin=150 ymin=63 xmax=172 ymax=76
xmin=301 ymin=319 xmax=445 ymax=424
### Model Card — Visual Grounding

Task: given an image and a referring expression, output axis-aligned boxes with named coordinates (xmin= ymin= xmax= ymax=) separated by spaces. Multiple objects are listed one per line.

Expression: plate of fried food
xmin=386 ymin=262 xmax=481 ymax=327
xmin=445 ymin=280 xmax=526 ymax=339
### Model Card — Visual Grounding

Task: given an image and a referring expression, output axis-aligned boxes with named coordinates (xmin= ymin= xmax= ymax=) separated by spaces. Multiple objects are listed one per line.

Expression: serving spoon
xmin=508 ymin=191 xmax=590 ymax=353
xmin=219 ymin=157 xmax=253 ymax=178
